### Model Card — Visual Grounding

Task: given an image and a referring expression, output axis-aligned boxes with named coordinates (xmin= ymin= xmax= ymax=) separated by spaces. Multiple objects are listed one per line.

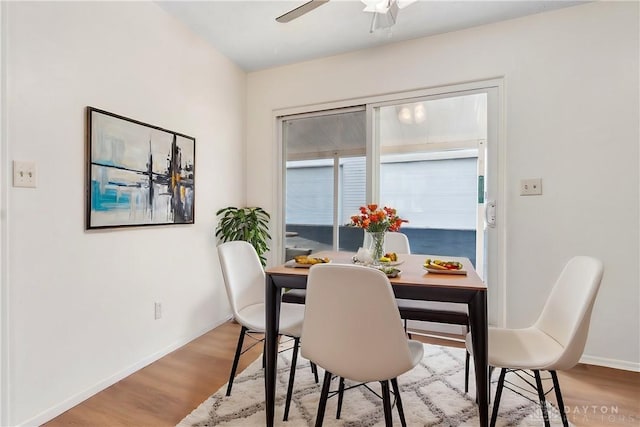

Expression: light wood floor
xmin=45 ymin=321 xmax=640 ymax=426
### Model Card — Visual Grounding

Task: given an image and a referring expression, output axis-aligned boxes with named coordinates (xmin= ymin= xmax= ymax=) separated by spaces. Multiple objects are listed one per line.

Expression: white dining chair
xmin=301 ymin=263 xmax=424 ymax=426
xmin=217 ymin=240 xmax=306 ymax=398
xmin=466 ymin=256 xmax=604 ymax=427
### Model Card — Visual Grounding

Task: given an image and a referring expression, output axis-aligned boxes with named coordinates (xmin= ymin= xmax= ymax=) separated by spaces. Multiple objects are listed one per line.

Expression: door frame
xmin=1 ymin=1 xmax=9 ymax=423
xmin=273 ymin=78 xmax=506 ymax=327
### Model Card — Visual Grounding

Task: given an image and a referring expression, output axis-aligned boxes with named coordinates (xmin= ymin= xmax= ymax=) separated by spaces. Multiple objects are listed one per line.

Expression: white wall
xmin=4 ymin=2 xmax=244 ymax=425
xmin=247 ymin=2 xmax=639 ymax=369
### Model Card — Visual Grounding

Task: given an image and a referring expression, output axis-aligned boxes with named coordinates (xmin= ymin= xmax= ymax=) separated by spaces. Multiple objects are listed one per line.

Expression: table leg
xmin=469 ymin=290 xmax=489 ymax=427
xmin=265 ymin=274 xmax=281 ymax=427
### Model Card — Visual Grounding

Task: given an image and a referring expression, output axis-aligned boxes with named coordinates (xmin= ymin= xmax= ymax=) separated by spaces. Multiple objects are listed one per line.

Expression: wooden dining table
xmin=264 ymin=251 xmax=489 ymax=426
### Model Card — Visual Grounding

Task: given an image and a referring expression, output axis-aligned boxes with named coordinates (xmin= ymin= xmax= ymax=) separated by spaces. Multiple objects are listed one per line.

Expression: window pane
xmin=285 ymin=160 xmax=333 ymax=256
xmin=283 ymin=108 xmax=366 ymax=259
xmin=380 ymin=155 xmax=477 ymax=229
xmin=380 ymin=154 xmax=477 ymax=263
xmin=286 ymin=160 xmax=333 ymax=225
xmin=284 ymin=110 xmax=365 ymax=160
xmin=379 ymin=94 xmax=487 ymax=151
xmin=377 ymin=94 xmax=487 ymax=265
xmin=339 ymin=157 xmax=366 ymax=252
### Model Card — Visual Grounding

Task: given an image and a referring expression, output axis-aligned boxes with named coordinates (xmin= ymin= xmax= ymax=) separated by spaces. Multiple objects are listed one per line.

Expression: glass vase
xmin=365 ymin=231 xmax=386 ymax=266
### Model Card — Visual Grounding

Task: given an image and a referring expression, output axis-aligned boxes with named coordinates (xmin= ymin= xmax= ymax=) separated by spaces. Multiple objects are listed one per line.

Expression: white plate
xmin=380 ymin=260 xmax=404 ymax=267
xmin=423 ymin=266 xmax=467 ymax=275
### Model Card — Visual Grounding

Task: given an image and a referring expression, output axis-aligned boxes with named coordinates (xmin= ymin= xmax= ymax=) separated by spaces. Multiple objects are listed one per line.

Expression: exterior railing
xmin=285 ymin=224 xmax=476 ymax=267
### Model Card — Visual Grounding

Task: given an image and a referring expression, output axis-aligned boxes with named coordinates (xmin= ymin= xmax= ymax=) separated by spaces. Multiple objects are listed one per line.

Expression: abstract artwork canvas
xmin=86 ymin=107 xmax=195 ymax=229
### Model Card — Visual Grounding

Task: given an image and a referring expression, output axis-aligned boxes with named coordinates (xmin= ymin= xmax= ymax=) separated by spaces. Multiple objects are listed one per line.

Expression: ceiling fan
xmin=276 ymin=0 xmax=416 ymax=31
xmin=275 ymin=0 xmax=329 ymax=23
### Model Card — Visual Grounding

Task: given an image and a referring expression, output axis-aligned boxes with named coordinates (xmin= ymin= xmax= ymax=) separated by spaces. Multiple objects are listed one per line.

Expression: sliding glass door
xmin=279 ymin=85 xmax=501 ymax=326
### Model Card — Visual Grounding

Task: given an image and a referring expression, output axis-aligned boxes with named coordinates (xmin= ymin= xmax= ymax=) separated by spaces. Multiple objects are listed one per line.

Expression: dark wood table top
xmin=267 ymin=251 xmax=486 ymax=291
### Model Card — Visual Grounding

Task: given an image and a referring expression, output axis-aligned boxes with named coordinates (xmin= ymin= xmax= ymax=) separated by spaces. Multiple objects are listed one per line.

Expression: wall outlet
xmin=13 ymin=161 xmax=37 ymax=188
xmin=154 ymin=302 xmax=162 ymax=320
xmin=520 ymin=178 xmax=542 ymax=196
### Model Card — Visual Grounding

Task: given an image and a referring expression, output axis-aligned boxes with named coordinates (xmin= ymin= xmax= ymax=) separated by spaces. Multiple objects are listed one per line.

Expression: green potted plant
xmin=215 ymin=206 xmax=271 ymax=267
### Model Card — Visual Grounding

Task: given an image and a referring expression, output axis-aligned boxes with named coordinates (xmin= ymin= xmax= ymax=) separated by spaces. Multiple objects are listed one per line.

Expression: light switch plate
xmin=520 ymin=178 xmax=542 ymax=196
xmin=13 ymin=161 xmax=37 ymax=188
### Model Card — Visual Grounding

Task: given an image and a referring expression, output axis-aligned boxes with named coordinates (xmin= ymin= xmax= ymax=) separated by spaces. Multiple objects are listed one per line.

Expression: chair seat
xmin=237 ymin=303 xmax=304 ymax=337
xmin=396 ymin=299 xmax=468 ymax=325
xmin=331 ymin=338 xmax=424 ymax=384
xmin=282 ymin=288 xmax=307 ymax=304
xmin=466 ymin=326 xmax=564 ymax=370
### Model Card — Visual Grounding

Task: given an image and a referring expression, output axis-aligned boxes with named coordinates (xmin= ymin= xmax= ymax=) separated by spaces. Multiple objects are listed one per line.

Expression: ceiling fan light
xmin=370 ymin=1 xmax=398 ymax=31
xmin=362 ymin=0 xmax=390 ymax=13
xmin=397 ymin=106 xmax=413 ymax=124
xmin=396 ymin=103 xmax=426 ymax=125
xmin=376 ymin=2 xmax=390 ymax=13
xmin=413 ymin=104 xmax=426 ymax=123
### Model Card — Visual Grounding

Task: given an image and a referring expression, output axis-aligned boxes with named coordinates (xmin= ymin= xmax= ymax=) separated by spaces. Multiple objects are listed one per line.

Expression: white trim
xmin=365 ymin=103 xmax=376 ymax=204
xmin=273 ymin=117 xmax=285 ymax=266
xmin=15 ymin=317 xmax=233 ymax=427
xmin=0 ymin=2 xmax=9 ymax=424
xmin=274 ymin=104 xmax=365 ymax=120
xmin=484 ymin=83 xmax=507 ymax=328
xmin=495 ymin=80 xmax=508 ymax=328
xmin=332 ymin=155 xmax=339 ymax=250
xmin=272 ymin=77 xmax=505 ymax=118
xmin=579 ymin=354 xmax=640 ymax=372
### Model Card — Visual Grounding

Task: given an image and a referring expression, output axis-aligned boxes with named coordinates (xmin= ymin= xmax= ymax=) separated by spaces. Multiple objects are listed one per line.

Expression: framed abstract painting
xmin=86 ymin=107 xmax=195 ymax=229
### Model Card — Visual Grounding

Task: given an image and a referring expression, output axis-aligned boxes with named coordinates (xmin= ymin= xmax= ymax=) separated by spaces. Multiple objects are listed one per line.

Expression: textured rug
xmin=177 ymin=343 xmax=569 ymax=426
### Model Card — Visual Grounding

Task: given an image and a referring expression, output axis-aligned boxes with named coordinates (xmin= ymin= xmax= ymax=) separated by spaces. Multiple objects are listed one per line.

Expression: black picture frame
xmin=86 ymin=107 xmax=195 ymax=229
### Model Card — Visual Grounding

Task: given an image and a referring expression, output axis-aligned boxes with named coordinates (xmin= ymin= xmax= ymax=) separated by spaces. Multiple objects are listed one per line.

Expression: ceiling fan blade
xmin=276 ymin=0 xmax=329 ymax=23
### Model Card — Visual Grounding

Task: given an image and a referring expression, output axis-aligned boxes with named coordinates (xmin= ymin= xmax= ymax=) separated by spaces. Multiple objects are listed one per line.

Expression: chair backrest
xmin=301 ymin=263 xmax=416 ymax=382
xmin=217 ymin=241 xmax=265 ymax=318
xmin=534 ymin=256 xmax=604 ymax=370
xmin=363 ymin=232 xmax=411 ymax=254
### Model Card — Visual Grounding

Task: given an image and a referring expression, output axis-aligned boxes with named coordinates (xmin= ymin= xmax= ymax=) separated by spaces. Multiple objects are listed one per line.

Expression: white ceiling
xmin=157 ymin=0 xmax=586 ymax=72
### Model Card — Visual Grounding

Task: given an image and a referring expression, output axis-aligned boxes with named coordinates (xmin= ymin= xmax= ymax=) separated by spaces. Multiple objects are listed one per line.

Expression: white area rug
xmin=177 ymin=344 xmax=569 ymax=426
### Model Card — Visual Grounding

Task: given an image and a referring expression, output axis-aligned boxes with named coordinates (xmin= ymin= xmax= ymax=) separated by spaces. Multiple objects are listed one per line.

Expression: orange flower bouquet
xmin=349 ymin=204 xmax=407 ymax=233
xmin=349 ymin=204 xmax=407 ymax=264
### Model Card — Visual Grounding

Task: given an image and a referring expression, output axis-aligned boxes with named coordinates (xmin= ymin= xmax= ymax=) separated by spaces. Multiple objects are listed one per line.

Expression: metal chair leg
xmin=311 ymin=362 xmax=319 ymax=383
xmin=534 ymin=370 xmax=551 ymax=427
xmin=490 ymin=368 xmax=506 ymax=427
xmin=464 ymin=350 xmax=470 ymax=393
xmin=391 ymin=378 xmax=407 ymax=427
xmin=283 ymin=337 xmax=300 ymax=421
xmin=315 ymin=370 xmax=333 ymax=427
xmin=335 ymin=377 xmax=345 ymax=419
xmin=550 ymin=371 xmax=569 ymax=427
xmin=380 ymin=380 xmax=393 ymax=427
xmin=226 ymin=325 xmax=247 ymax=396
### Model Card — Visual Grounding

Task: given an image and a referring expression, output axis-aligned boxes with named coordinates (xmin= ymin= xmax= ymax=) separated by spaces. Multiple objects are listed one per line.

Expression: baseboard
xmin=580 ymin=354 xmax=640 ymax=372
xmin=17 ymin=316 xmax=232 ymax=427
